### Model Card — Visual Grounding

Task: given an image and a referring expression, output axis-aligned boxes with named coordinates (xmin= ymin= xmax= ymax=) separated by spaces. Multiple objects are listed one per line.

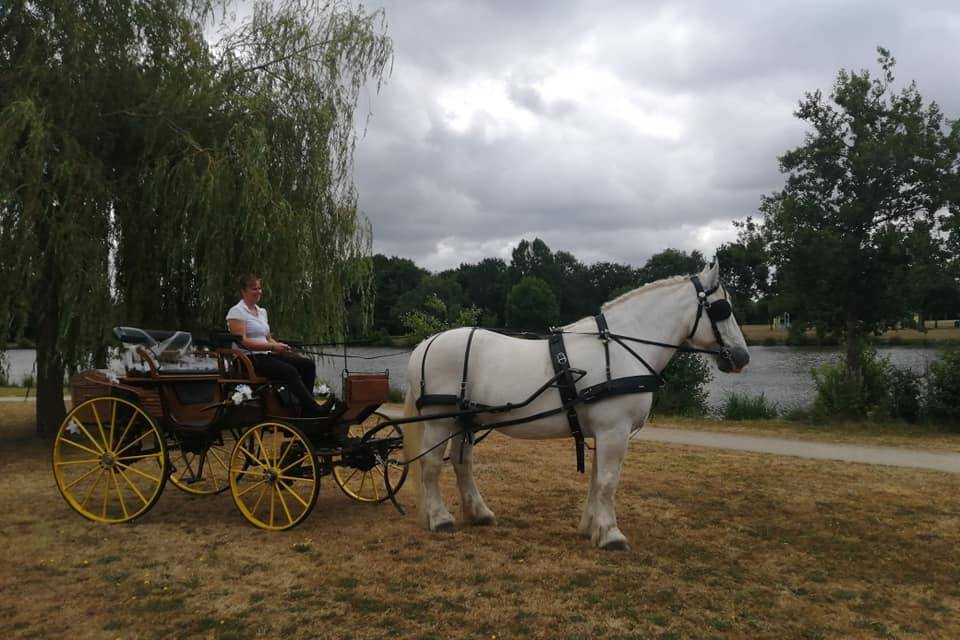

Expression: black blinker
xmin=707 ymin=299 xmax=732 ymax=322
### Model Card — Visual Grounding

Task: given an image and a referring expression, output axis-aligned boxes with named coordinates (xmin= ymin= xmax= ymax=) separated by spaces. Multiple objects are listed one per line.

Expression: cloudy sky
xmin=349 ymin=0 xmax=960 ymax=272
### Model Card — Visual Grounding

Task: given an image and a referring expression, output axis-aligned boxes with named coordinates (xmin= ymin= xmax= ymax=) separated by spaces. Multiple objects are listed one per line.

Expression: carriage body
xmin=53 ymin=327 xmax=406 ymax=530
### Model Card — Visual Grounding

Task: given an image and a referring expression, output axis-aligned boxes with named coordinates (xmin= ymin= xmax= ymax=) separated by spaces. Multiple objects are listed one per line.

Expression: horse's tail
xmin=401 ymin=383 xmax=426 ymax=527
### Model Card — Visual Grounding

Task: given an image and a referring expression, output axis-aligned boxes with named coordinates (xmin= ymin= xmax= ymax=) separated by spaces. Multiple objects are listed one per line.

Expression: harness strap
xmin=458 ymin=328 xmax=480 ymax=450
xmin=580 ymin=375 xmax=660 ymax=403
xmin=595 ymin=313 xmax=612 ymax=382
xmin=417 ymin=333 xmax=454 ymax=411
xmin=548 ymin=332 xmax=586 ymax=473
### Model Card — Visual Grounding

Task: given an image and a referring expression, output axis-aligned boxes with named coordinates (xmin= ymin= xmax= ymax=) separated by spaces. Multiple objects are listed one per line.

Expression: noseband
xmin=688 ymin=275 xmax=735 ymax=366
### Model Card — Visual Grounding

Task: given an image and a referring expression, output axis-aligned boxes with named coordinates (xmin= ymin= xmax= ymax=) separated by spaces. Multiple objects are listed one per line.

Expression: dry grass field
xmin=740 ymin=323 xmax=960 ymax=346
xmin=2 ymin=403 xmax=960 ymax=639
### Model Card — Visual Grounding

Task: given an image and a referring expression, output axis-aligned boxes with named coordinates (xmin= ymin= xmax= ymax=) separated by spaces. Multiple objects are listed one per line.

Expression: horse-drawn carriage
xmin=52 ymin=327 xmax=407 ymax=531
xmin=53 ymin=263 xmax=751 ymax=549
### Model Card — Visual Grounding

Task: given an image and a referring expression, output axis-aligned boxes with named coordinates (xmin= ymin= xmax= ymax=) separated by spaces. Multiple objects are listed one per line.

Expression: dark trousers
xmin=250 ymin=352 xmax=318 ymax=414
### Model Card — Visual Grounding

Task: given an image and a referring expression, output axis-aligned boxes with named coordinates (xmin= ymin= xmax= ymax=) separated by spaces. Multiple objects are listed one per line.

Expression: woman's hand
xmin=271 ymin=341 xmax=291 ymax=351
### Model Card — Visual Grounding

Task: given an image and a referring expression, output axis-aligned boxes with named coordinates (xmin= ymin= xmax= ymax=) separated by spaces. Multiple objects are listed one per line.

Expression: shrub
xmin=388 ymin=386 xmax=405 ymax=403
xmin=722 ymin=392 xmax=778 ymax=420
xmin=888 ymin=367 xmax=921 ymax=423
xmin=924 ymin=348 xmax=960 ymax=429
xmin=811 ymin=346 xmax=922 ymax=423
xmin=653 ymin=353 xmax=712 ymax=417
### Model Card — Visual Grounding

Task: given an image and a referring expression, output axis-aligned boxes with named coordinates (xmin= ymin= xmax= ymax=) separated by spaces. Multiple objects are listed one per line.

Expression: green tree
xmin=455 ymin=257 xmax=509 ymax=325
xmin=760 ymin=48 xmax=960 ymax=376
xmin=716 ymin=219 xmax=771 ymax=324
xmin=555 ymin=250 xmax=594 ymax=323
xmin=587 ymin=261 xmax=639 ymax=308
xmin=637 ymin=249 xmax=706 ymax=285
xmin=0 ymin=0 xmax=392 ymax=435
xmin=371 ymin=255 xmax=428 ymax=335
xmin=401 ymin=293 xmax=480 ymax=343
xmin=506 ymin=276 xmax=560 ymax=332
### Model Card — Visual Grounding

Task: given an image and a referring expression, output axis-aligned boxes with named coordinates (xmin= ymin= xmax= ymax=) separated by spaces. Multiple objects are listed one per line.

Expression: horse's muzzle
xmin=717 ymin=346 xmax=750 ymax=373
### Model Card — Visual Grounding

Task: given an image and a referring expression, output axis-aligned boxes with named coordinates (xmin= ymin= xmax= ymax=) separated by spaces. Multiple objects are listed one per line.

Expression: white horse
xmin=401 ymin=261 xmax=750 ymax=549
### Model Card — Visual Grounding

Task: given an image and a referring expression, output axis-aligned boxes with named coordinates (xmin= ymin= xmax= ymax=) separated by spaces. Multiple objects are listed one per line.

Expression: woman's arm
xmin=228 ymin=319 xmax=290 ymax=351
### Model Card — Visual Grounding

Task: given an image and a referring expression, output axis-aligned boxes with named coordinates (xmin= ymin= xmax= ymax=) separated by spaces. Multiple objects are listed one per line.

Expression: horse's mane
xmin=600 ymin=274 xmax=691 ymax=311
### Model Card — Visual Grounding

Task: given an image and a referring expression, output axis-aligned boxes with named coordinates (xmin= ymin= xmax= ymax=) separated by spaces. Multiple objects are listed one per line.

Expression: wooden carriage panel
xmin=68 ymin=370 xmax=164 ymax=422
xmin=343 ymin=372 xmax=390 ymax=411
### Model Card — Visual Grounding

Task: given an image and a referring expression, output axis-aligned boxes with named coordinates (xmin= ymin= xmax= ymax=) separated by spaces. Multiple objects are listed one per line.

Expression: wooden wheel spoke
xmin=236 ymin=477 xmax=268 ymax=497
xmin=280 ymin=454 xmax=310 ymax=474
xmin=55 ymin=457 xmax=101 ymax=467
xmin=80 ymin=470 xmax=105 ymax=509
xmin=269 ymin=484 xmax=277 ymax=527
xmin=277 ymin=474 xmax=315 ymax=485
xmin=238 ymin=444 xmax=266 ymax=467
xmin=111 ymin=471 xmax=129 ymax=519
xmin=342 ymin=468 xmax=360 ymax=486
xmin=63 ymin=464 xmax=102 ymax=491
xmin=101 ymin=473 xmax=110 ymax=519
xmin=115 ymin=428 xmax=153 ymax=457
xmin=91 ymin=403 xmax=109 ymax=454
xmin=275 ymin=485 xmax=294 ymax=525
xmin=117 ymin=467 xmax=150 ymax=506
xmin=279 ymin=481 xmax=310 ymax=508
xmin=108 ymin=400 xmax=118 ymax=451
xmin=73 ymin=421 xmax=106 ymax=456
xmin=252 ymin=430 xmax=272 ymax=466
xmin=250 ymin=484 xmax=268 ymax=515
xmin=115 ymin=461 xmax=161 ymax=484
xmin=209 ymin=446 xmax=229 ymax=473
xmin=114 ymin=411 xmax=138 ymax=455
xmin=117 ymin=452 xmax=163 ymax=463
xmin=272 ymin=426 xmax=281 ymax=467
xmin=59 ymin=436 xmax=103 ymax=458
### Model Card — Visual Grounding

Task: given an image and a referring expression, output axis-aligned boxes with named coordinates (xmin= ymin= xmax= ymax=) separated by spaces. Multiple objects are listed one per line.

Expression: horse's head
xmin=685 ymin=260 xmax=750 ymax=373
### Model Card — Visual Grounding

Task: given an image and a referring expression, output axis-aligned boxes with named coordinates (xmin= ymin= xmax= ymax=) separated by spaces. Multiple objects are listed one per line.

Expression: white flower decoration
xmin=65 ymin=419 xmax=81 ymax=435
xmin=315 ymin=383 xmax=330 ymax=396
xmin=231 ymin=384 xmax=253 ymax=405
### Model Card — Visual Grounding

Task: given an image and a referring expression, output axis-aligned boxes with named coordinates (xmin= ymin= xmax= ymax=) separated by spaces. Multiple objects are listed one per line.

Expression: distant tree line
xmin=361 ymin=241 xmax=713 ymax=338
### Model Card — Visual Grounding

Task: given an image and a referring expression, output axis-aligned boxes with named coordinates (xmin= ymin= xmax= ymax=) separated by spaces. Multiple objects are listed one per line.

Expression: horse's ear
xmin=701 ymin=258 xmax=720 ymax=288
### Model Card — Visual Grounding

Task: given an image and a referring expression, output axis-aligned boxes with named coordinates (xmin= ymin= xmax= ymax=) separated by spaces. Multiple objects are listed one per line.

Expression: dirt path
xmin=631 ymin=426 xmax=960 ymax=473
xmin=378 ymin=405 xmax=960 ymax=473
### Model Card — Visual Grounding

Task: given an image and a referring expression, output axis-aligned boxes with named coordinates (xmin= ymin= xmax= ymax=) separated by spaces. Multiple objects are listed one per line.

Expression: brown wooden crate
xmin=344 ymin=373 xmax=390 ymax=407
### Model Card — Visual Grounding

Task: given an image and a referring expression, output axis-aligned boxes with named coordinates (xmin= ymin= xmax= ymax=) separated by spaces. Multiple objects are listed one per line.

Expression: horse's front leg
xmin=419 ymin=420 xmax=457 ymax=532
xmin=449 ymin=433 xmax=496 ymax=526
xmin=583 ymin=426 xmax=630 ymax=550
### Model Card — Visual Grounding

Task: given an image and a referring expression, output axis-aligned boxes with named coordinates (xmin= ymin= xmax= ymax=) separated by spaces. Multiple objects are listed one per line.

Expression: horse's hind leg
xmin=419 ymin=418 xmax=457 ymax=532
xmin=583 ymin=427 xmax=630 ymax=550
xmin=449 ymin=434 xmax=496 ymax=526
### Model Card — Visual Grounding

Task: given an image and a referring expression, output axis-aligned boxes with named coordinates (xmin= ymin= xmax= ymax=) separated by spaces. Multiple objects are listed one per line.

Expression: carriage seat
xmin=114 ymin=326 xmax=220 ymax=375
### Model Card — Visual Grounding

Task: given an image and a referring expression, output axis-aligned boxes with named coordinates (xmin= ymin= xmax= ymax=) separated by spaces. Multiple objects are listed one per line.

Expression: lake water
xmin=3 ymin=345 xmax=943 ymax=412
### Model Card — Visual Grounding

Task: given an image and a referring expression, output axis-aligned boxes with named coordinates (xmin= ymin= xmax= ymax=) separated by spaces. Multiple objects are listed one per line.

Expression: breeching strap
xmin=548 ymin=332 xmax=586 ymax=473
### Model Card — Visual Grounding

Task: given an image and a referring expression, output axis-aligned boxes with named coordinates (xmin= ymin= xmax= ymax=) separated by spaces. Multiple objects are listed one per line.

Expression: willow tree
xmin=0 ymin=0 xmax=392 ymax=436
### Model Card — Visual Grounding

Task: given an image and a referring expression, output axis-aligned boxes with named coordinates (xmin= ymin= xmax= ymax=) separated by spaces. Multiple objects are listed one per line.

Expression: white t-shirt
xmin=226 ymin=301 xmax=271 ymax=351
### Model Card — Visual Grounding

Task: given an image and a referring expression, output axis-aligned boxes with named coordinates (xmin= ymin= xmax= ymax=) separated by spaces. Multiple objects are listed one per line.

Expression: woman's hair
xmin=237 ymin=274 xmax=261 ymax=291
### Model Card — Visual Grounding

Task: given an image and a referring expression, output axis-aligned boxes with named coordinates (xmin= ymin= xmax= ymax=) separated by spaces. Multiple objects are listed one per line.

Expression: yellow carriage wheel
xmin=168 ymin=428 xmax=239 ymax=495
xmin=333 ymin=412 xmax=408 ymax=504
xmin=228 ymin=422 xmax=319 ymax=531
xmin=53 ymin=396 xmax=168 ymax=524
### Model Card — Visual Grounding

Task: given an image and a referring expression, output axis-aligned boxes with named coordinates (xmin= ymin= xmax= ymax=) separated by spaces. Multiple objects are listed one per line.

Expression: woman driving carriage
xmin=226 ymin=274 xmax=327 ymax=418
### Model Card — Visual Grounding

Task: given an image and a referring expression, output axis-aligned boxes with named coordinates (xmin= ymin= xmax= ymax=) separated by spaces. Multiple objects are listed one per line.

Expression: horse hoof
xmin=471 ymin=514 xmax=497 ymax=527
xmin=600 ymin=538 xmax=630 ymax=551
xmin=433 ymin=520 xmax=456 ymax=533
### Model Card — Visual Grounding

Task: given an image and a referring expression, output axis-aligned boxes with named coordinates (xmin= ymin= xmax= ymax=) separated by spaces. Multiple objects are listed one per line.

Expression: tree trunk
xmin=845 ymin=315 xmax=863 ymax=379
xmin=34 ymin=274 xmax=66 ymax=439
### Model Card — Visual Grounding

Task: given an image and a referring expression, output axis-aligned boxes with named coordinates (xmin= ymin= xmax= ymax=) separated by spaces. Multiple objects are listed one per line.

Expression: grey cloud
xmin=354 ymin=0 xmax=960 ymax=271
